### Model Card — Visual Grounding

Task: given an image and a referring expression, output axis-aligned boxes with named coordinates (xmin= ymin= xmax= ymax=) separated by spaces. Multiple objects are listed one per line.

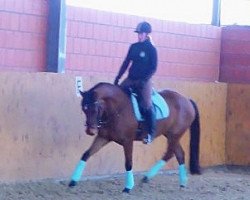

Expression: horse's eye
xmin=83 ymin=105 xmax=88 ymax=111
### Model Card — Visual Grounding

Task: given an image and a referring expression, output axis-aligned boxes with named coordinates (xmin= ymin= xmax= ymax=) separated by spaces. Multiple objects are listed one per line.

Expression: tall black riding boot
xmin=143 ymin=107 xmax=156 ymax=144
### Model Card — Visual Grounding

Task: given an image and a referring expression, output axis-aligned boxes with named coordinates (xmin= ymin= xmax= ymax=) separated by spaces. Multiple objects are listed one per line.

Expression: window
xmin=67 ymin=0 xmax=250 ymax=26
xmin=66 ymin=0 xmax=212 ymax=24
xmin=221 ymin=0 xmax=250 ymax=25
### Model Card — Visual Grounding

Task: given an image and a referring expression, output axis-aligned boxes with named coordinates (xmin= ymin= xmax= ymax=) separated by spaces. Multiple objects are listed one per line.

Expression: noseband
xmin=83 ymin=100 xmax=107 ymax=129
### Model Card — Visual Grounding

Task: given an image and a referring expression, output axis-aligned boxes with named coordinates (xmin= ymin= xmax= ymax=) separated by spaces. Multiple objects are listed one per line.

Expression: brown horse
xmin=69 ymin=82 xmax=200 ymax=193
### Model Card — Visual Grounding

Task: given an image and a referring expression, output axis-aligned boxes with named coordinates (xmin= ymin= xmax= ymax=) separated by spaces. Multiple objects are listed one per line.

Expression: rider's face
xmin=138 ymin=32 xmax=148 ymax=42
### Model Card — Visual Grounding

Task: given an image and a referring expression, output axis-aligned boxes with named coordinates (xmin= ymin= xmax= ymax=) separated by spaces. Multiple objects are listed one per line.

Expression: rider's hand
xmin=114 ymin=77 xmax=119 ymax=85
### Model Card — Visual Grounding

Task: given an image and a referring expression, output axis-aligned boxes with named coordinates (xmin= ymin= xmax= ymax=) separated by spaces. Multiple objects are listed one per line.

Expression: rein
xmin=84 ymin=100 xmax=119 ymax=129
xmin=82 ymin=85 xmax=123 ymax=131
xmin=83 ymin=100 xmax=106 ymax=128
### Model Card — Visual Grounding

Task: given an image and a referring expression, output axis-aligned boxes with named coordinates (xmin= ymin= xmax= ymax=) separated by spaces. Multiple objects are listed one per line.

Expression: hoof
xmin=122 ymin=188 xmax=130 ymax=193
xmin=141 ymin=176 xmax=149 ymax=183
xmin=190 ymin=168 xmax=201 ymax=175
xmin=68 ymin=180 xmax=77 ymax=187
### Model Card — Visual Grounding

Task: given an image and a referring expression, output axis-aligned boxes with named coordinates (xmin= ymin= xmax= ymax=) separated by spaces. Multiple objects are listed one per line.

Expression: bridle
xmin=83 ymin=100 xmax=108 ymax=129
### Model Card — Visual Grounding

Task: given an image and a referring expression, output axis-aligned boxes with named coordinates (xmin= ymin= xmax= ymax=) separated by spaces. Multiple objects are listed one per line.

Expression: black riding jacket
xmin=117 ymin=39 xmax=157 ymax=81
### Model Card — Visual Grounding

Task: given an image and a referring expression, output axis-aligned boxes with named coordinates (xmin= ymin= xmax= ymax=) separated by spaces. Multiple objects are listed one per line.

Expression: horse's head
xmin=79 ymin=82 xmax=125 ymax=136
xmin=80 ymin=90 xmax=105 ymax=136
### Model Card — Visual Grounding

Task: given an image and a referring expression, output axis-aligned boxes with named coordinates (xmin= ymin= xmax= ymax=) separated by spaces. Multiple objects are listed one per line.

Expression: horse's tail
xmin=189 ymin=99 xmax=201 ymax=174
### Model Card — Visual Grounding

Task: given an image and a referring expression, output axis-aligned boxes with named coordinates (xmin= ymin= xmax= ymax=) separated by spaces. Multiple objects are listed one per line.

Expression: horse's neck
xmin=96 ymin=85 xmax=129 ymax=111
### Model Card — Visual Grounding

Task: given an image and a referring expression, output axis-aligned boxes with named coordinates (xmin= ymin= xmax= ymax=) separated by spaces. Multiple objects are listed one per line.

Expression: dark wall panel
xmin=219 ymin=26 xmax=250 ymax=83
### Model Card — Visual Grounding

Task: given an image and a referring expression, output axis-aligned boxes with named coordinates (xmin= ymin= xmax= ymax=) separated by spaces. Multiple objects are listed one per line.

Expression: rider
xmin=114 ymin=21 xmax=158 ymax=144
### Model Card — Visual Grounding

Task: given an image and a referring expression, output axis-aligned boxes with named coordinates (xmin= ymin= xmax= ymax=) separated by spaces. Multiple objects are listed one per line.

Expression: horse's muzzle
xmin=86 ymin=127 xmax=98 ymax=136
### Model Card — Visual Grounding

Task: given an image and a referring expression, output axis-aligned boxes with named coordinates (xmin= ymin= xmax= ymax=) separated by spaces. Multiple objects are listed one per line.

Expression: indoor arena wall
xmin=0 ymin=73 xmax=226 ymax=182
xmin=0 ymin=1 xmax=249 ymax=182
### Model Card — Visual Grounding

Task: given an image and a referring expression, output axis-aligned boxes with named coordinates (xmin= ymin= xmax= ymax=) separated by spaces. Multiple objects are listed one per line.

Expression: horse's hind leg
xmin=142 ymin=139 xmax=175 ymax=182
xmin=69 ymin=136 xmax=109 ymax=187
xmin=174 ymin=141 xmax=188 ymax=187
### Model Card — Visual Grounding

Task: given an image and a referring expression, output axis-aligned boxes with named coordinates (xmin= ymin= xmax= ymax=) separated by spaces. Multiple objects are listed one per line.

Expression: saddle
xmin=130 ymin=89 xmax=170 ymax=121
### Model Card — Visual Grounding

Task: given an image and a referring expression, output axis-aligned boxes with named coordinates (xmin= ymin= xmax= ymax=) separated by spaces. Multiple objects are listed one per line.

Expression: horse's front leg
xmin=122 ymin=141 xmax=134 ymax=193
xmin=69 ymin=135 xmax=109 ymax=187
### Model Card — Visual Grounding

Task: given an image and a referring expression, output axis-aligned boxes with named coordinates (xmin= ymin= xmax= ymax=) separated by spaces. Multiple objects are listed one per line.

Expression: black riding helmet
xmin=134 ymin=21 xmax=152 ymax=33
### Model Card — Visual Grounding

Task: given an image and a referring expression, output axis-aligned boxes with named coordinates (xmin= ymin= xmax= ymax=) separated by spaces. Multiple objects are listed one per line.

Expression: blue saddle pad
xmin=131 ymin=90 xmax=170 ymax=121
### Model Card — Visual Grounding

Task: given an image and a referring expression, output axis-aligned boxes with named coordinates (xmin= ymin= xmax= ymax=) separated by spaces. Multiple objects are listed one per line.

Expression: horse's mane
xmin=88 ymin=82 xmax=114 ymax=92
xmin=88 ymin=82 xmax=127 ymax=102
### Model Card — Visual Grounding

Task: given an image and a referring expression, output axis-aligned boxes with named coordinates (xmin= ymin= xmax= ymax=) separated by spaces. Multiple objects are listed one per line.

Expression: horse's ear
xmin=79 ymin=90 xmax=86 ymax=98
